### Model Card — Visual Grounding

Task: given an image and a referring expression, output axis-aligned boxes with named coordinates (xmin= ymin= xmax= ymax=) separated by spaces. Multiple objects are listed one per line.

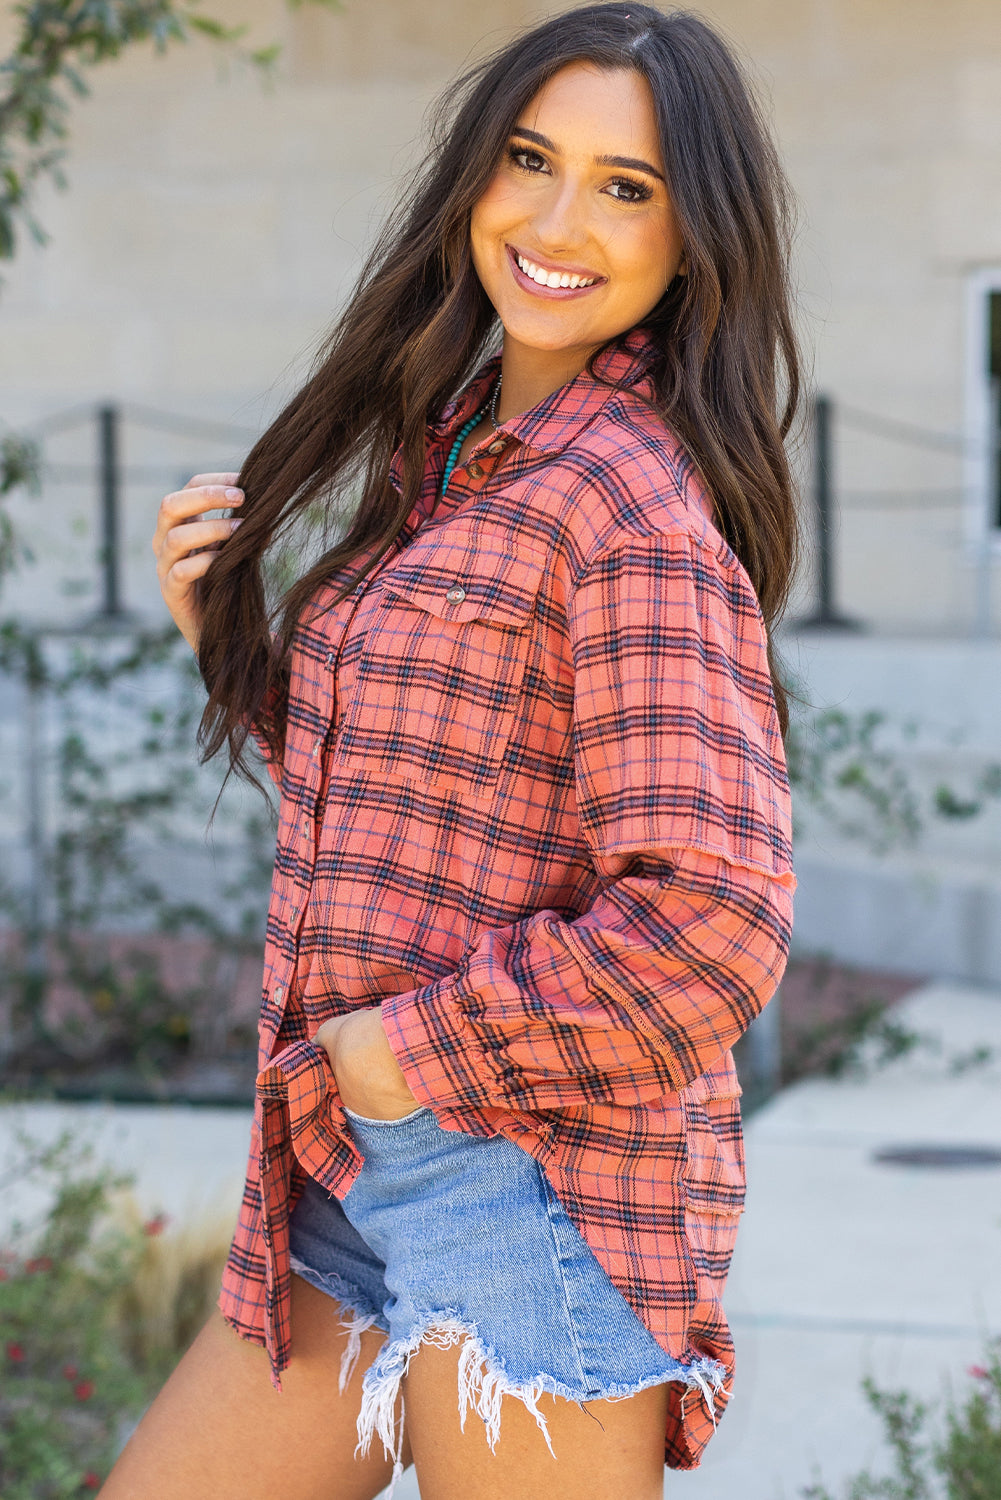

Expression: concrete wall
xmin=780 ymin=629 xmax=1001 ymax=984
xmin=2 ymin=0 xmax=1000 ymax=629
xmin=714 ymin=0 xmax=1001 ymax=637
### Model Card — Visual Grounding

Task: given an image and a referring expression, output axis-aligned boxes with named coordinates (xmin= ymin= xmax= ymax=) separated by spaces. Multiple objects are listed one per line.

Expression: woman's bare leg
xmin=403 ymin=1337 xmax=669 ymax=1500
xmin=99 ymin=1275 xmax=411 ymax=1500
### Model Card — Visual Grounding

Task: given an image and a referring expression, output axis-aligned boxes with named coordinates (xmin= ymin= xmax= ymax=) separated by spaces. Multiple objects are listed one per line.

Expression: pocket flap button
xmin=487 ymin=440 xmax=506 ymax=454
xmin=445 ymin=585 xmax=466 ymax=603
xmin=467 ymin=462 xmax=484 ymax=478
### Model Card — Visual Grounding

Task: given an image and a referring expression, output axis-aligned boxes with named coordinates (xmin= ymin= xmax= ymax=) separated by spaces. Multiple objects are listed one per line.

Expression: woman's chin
xmin=496 ymin=311 xmax=606 ymax=356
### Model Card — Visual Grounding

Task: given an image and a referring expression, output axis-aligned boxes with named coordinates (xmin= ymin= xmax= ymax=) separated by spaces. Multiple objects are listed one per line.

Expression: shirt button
xmin=487 ymin=439 xmax=506 ymax=454
xmin=325 ymin=651 xmax=335 ymax=668
xmin=273 ymin=985 xmax=283 ymax=1004
xmin=445 ymin=585 xmax=466 ymax=603
xmin=312 ymin=739 xmax=322 ymax=757
xmin=467 ymin=461 xmax=484 ymax=479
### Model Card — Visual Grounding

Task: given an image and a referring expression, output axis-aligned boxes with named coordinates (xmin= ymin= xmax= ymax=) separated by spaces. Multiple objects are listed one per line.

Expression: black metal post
xmin=97 ymin=404 xmax=122 ymax=616
xmin=815 ymin=393 xmax=835 ymax=616
xmin=797 ymin=393 xmax=862 ymax=631
xmin=23 ymin=657 xmax=49 ymax=1048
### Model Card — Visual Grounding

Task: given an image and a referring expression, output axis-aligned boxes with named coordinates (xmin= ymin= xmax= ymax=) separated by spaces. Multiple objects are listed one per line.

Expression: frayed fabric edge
xmin=287 ymin=1253 xmax=386 ymax=1393
xmin=674 ymin=1353 xmax=730 ymax=1430
xmin=354 ymin=1312 xmax=730 ymax=1500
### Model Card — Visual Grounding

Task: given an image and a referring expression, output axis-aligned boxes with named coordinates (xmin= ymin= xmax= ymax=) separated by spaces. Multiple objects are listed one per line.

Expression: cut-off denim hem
xmin=288 ymin=1105 xmax=727 ymax=1497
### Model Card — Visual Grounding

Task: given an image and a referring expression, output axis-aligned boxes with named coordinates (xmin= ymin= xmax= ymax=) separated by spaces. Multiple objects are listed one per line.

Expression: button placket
xmin=328 ymin=551 xmax=399 ymax=746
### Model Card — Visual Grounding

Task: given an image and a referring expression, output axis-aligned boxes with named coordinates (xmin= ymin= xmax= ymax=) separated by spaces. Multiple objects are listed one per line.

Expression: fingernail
xmin=225 ymin=488 xmax=243 ymax=500
xmin=230 ymin=518 xmax=243 ymax=529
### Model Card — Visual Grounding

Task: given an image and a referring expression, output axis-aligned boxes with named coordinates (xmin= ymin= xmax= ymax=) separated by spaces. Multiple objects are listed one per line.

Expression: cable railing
xmin=2 ymin=391 xmax=999 ymax=632
xmin=2 ymin=400 xmax=257 ymax=620
xmin=794 ymin=394 xmax=999 ymax=635
xmin=837 ymin=401 xmax=999 ymax=456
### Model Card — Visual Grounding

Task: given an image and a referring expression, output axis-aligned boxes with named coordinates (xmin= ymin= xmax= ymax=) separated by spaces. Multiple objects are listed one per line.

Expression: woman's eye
xmin=607 ymin=178 xmax=653 ymax=203
xmin=505 ymin=146 xmax=652 ymax=202
xmin=508 ymin=145 xmax=548 ymax=174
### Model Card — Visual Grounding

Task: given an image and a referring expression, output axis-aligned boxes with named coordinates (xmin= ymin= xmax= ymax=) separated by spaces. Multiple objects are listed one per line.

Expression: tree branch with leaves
xmin=0 ymin=0 xmax=338 ymax=265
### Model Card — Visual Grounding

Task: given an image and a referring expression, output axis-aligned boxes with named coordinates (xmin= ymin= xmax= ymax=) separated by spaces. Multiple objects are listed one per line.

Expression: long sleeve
xmin=382 ymin=529 xmax=796 ymax=1117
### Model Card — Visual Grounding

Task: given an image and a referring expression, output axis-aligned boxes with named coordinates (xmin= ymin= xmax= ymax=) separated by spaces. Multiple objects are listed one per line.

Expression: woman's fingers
xmin=166 ymin=548 xmax=227 ymax=586
xmin=154 ymin=483 xmax=243 ymax=539
xmin=152 ymin=475 xmax=246 ymax=653
xmin=184 ymin=473 xmax=241 ymax=488
xmin=157 ymin=516 xmax=242 ymax=573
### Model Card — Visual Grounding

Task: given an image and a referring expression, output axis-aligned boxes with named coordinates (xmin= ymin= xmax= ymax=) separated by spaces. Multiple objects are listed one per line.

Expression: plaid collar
xmin=430 ymin=325 xmax=659 ymax=458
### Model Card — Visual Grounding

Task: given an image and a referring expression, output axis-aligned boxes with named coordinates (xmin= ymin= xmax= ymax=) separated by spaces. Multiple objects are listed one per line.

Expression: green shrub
xmin=0 ymin=1134 xmax=151 ymax=1495
xmin=0 ymin=1129 xmax=231 ymax=1496
xmin=802 ymin=1347 xmax=1001 ymax=1500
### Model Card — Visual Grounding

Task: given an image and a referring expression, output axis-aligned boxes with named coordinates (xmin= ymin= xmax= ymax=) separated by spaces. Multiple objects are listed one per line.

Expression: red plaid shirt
xmin=219 ymin=327 xmax=796 ymax=1469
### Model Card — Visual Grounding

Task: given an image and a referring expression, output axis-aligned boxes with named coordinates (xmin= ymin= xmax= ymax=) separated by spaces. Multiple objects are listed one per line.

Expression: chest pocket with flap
xmin=333 ymin=540 xmax=545 ymax=796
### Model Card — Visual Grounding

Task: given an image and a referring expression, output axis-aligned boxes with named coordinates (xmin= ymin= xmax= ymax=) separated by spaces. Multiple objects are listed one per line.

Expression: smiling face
xmin=470 ymin=63 xmax=685 ymax=374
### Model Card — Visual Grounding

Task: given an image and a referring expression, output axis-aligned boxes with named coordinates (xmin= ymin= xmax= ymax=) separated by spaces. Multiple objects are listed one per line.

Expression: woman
xmin=117 ymin=6 xmax=799 ymax=1498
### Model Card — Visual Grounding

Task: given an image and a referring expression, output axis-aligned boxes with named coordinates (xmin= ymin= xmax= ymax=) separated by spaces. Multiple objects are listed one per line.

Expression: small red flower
xmin=25 ymin=1256 xmax=53 ymax=1274
xmin=62 ymin=1363 xmax=79 ymax=1380
xmin=6 ymin=1342 xmax=25 ymax=1362
xmin=142 ymin=1213 xmax=168 ymax=1237
xmin=73 ymin=1379 xmax=95 ymax=1401
xmin=82 ymin=1473 xmax=101 ymax=1490
xmin=968 ymin=1364 xmax=990 ymax=1379
xmin=0 ymin=1267 xmax=8 ymax=1281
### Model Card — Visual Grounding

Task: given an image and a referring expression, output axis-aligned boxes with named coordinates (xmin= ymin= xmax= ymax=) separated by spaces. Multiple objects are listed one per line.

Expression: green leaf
xmin=186 ymin=14 xmax=245 ymax=42
xmin=933 ymin=785 xmax=983 ymax=820
xmin=249 ymin=42 xmax=281 ymax=68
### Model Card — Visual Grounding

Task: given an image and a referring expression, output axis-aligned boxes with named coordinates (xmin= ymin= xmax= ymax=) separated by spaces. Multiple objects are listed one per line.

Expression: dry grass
xmin=108 ymin=1194 xmax=234 ymax=1382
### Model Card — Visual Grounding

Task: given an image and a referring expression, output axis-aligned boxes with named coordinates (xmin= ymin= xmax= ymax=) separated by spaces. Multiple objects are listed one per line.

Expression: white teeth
xmin=515 ymin=252 xmax=597 ymax=289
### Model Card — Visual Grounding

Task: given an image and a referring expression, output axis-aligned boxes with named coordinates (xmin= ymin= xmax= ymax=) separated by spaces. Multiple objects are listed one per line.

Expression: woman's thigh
xmin=98 ymin=1274 xmax=411 ymax=1500
xmin=404 ymin=1339 xmax=669 ymax=1500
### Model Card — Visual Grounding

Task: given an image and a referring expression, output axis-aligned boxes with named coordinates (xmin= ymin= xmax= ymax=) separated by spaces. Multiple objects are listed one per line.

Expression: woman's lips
xmin=506 ymin=244 xmax=606 ymax=300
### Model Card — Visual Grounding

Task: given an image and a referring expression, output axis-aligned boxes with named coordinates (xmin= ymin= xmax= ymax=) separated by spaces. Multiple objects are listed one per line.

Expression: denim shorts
xmin=287 ymin=1103 xmax=726 ymax=1491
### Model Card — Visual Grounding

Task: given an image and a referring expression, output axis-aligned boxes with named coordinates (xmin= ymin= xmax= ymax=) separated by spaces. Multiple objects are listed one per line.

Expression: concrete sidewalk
xmin=3 ymin=978 xmax=999 ymax=1498
xmin=676 ymin=978 xmax=1001 ymax=1499
xmin=0 ymin=1094 xmax=252 ymax=1240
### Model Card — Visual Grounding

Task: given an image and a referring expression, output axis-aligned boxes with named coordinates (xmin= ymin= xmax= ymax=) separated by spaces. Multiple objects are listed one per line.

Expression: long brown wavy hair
xmin=196 ymin=3 xmax=801 ymax=779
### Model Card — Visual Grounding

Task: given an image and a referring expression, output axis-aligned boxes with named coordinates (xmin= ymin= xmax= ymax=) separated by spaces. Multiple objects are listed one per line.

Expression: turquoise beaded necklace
xmin=440 ymin=375 xmax=502 ymax=497
xmin=440 ymin=408 xmax=485 ymax=496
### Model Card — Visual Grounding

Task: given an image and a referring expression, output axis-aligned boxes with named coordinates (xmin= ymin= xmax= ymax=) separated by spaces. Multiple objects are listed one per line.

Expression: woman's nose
xmin=531 ymin=179 xmax=590 ymax=252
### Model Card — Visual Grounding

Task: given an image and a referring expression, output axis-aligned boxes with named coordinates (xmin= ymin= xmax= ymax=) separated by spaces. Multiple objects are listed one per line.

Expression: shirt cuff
xmin=380 ymin=977 xmax=509 ymax=1133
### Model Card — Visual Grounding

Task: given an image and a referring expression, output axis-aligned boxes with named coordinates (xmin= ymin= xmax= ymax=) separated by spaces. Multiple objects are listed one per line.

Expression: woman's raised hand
xmin=152 ymin=472 xmax=244 ymax=654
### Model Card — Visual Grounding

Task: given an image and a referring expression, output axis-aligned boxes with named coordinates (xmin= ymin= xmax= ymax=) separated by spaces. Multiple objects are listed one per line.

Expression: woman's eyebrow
xmin=510 ymin=125 xmax=665 ymax=184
